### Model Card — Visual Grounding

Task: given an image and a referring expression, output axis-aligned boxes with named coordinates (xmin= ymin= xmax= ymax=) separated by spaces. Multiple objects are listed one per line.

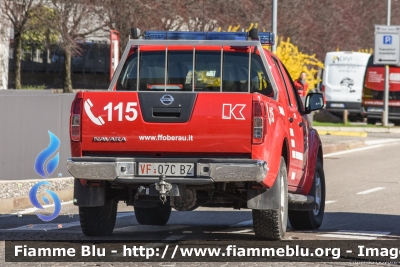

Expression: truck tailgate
xmin=80 ymin=91 xmax=253 ymax=154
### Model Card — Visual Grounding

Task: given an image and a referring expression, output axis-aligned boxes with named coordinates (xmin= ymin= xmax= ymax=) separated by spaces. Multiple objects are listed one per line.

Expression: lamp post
xmin=383 ymin=0 xmax=391 ymax=126
xmin=272 ymin=0 xmax=277 ymax=52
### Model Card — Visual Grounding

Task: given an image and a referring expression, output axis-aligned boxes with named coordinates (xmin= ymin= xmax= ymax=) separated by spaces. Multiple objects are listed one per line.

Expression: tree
xmin=173 ymin=0 xmax=267 ymax=32
xmin=21 ymin=4 xmax=59 ymax=73
xmin=50 ymin=0 xmax=107 ymax=93
xmin=0 ymin=7 xmax=10 ymax=89
xmin=101 ymin=0 xmax=158 ymax=55
xmin=0 ymin=0 xmax=37 ymax=89
xmin=100 ymin=0 xmax=190 ymax=55
xmin=22 ymin=5 xmax=59 ymax=51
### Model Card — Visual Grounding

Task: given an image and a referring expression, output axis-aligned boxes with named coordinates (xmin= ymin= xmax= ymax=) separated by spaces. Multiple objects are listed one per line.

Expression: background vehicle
xmin=322 ymin=51 xmax=370 ymax=117
xmin=51 ymin=42 xmax=109 ymax=74
xmin=362 ymin=54 xmax=400 ymax=124
xmin=67 ymin=30 xmax=325 ymax=240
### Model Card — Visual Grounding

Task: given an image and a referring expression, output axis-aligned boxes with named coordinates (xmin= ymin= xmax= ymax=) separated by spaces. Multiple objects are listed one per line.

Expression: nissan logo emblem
xmin=160 ymin=94 xmax=174 ymax=105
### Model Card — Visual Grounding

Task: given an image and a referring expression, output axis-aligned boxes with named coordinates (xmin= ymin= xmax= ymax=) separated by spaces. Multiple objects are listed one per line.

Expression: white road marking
xmin=291 ymin=139 xmax=296 ymax=148
xmin=230 ymin=229 xmax=252 ymax=233
xmin=114 ymin=225 xmax=186 ymax=233
xmin=0 ymin=200 xmax=74 ymax=218
xmin=325 ymin=200 xmax=336 ymax=204
xmin=324 ymin=144 xmax=385 ymax=158
xmin=319 ymin=230 xmax=390 ymax=240
xmin=289 ymin=128 xmax=294 ymax=137
xmin=365 ymin=139 xmax=400 ymax=146
xmin=357 ymin=187 xmax=385 ymax=195
xmin=4 ymin=212 xmax=134 ymax=231
xmin=320 ymin=234 xmax=378 ymax=240
xmin=230 ymin=220 xmax=253 ymax=227
xmin=205 ymin=229 xmax=254 ymax=235
xmin=291 ymin=172 xmax=296 ymax=180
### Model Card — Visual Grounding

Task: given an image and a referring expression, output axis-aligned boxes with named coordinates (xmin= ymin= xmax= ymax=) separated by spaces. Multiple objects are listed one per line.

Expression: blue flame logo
xmin=30 ymin=131 xmax=62 ymax=222
xmin=29 ymin=181 xmax=61 ymax=221
xmin=34 ymin=130 xmax=60 ymax=178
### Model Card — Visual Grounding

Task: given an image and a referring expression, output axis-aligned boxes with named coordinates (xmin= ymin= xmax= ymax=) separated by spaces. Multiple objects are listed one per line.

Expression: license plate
xmin=367 ymin=107 xmax=383 ymax=112
xmin=330 ymin=103 xmax=345 ymax=108
xmin=138 ymin=163 xmax=195 ymax=177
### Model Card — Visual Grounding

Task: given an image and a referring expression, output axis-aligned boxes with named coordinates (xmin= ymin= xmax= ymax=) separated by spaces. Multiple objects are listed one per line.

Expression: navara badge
xmin=160 ymin=94 xmax=174 ymax=106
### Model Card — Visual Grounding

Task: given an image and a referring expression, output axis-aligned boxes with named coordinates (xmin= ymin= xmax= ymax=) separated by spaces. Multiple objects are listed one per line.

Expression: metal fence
xmin=8 ymin=41 xmax=110 ymax=89
xmin=0 ymin=90 xmax=75 ymax=180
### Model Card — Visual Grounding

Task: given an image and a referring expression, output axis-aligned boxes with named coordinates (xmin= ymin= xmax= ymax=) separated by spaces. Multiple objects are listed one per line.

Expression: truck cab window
xmin=116 ymin=49 xmax=273 ymax=97
xmin=251 ymin=54 xmax=274 ymax=97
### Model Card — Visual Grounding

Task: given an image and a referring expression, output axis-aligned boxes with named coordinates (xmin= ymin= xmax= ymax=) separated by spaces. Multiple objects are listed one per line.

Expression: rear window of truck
xmin=116 ymin=50 xmax=274 ymax=97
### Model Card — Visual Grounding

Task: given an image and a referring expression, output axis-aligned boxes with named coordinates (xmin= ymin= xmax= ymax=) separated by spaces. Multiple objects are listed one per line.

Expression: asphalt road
xmin=0 ymin=133 xmax=400 ymax=266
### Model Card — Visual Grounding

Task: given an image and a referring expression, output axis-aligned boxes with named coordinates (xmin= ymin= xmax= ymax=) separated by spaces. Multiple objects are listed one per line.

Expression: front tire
xmin=289 ymin=158 xmax=326 ymax=230
xmin=367 ymin=117 xmax=378 ymax=125
xmin=79 ymin=199 xmax=118 ymax=236
xmin=252 ymin=156 xmax=288 ymax=240
xmin=134 ymin=202 xmax=172 ymax=225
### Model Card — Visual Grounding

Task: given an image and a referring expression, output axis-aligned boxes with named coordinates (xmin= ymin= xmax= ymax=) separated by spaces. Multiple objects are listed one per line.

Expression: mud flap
xmin=247 ymin=176 xmax=280 ymax=210
xmin=73 ymin=179 xmax=106 ymax=207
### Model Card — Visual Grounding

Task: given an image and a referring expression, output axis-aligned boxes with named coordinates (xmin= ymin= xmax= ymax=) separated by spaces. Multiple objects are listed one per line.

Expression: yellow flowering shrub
xmin=275 ymin=37 xmax=324 ymax=91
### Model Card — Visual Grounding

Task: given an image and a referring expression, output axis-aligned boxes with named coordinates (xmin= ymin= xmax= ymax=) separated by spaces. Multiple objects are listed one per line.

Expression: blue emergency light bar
xmin=207 ymin=32 xmax=248 ymax=40
xmin=259 ymin=32 xmax=275 ymax=45
xmin=143 ymin=30 xmax=275 ymax=45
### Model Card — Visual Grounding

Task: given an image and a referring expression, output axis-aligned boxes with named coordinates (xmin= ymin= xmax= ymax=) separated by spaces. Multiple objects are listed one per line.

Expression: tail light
xmin=252 ymin=100 xmax=265 ymax=144
xmin=70 ymin=98 xmax=82 ymax=141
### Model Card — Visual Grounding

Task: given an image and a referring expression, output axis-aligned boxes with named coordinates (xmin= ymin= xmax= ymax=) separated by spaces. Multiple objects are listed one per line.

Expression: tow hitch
xmin=155 ymin=175 xmax=172 ymax=204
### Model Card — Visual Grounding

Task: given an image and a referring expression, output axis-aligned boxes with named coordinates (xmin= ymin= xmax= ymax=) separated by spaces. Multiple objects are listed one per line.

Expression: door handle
xmin=288 ymin=117 xmax=293 ymax=123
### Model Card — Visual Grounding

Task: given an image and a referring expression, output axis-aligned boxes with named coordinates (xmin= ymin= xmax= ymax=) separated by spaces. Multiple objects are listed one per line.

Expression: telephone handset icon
xmin=84 ymin=99 xmax=105 ymax=126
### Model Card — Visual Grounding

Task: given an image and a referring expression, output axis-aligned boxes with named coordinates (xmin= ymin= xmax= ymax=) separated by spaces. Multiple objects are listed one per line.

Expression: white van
xmin=322 ymin=51 xmax=370 ymax=116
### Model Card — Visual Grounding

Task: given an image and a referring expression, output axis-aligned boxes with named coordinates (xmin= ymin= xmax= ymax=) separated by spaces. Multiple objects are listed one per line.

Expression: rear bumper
xmin=67 ymin=157 xmax=268 ymax=184
xmin=361 ymin=106 xmax=400 ymax=120
xmin=325 ymin=101 xmax=361 ymax=113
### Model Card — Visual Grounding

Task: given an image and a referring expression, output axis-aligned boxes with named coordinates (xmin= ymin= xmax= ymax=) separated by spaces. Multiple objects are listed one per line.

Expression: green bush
xmin=21 ymin=84 xmax=46 ymax=90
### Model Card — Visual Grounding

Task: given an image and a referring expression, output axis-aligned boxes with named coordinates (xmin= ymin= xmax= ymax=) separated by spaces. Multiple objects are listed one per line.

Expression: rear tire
xmin=134 ymin=202 xmax=172 ymax=225
xmin=79 ymin=199 xmax=118 ymax=236
xmin=288 ymin=158 xmax=325 ymax=230
xmin=252 ymin=156 xmax=288 ymax=240
xmin=367 ymin=117 xmax=378 ymax=125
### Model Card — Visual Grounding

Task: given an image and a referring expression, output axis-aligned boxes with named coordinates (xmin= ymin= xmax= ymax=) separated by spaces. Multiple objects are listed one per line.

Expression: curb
xmin=0 ymin=187 xmax=73 ymax=214
xmin=322 ymin=140 xmax=365 ymax=154
xmin=317 ymin=130 xmax=368 ymax=137
xmin=0 ymin=177 xmax=74 ymax=215
xmin=314 ymin=126 xmax=400 ymax=134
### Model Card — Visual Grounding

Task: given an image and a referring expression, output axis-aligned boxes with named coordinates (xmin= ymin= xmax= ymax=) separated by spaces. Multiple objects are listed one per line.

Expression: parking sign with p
xmin=374 ymin=25 xmax=400 ymax=65
xmin=383 ymin=35 xmax=392 ymax=44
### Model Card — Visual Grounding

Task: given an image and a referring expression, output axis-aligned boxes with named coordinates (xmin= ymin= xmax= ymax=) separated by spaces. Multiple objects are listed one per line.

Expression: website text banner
xmin=5 ymin=240 xmax=400 ymax=263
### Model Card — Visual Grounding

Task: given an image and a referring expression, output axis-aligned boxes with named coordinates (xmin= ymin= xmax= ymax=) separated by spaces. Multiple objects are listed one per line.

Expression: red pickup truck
xmin=67 ymin=29 xmax=325 ymax=240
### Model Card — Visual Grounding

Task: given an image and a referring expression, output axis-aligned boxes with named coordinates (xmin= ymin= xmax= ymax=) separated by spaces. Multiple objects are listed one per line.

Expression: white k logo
xmin=222 ymin=104 xmax=246 ymax=120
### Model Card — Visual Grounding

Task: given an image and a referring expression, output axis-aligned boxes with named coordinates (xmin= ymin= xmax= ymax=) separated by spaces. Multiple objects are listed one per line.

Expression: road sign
xmin=374 ymin=25 xmax=400 ymax=65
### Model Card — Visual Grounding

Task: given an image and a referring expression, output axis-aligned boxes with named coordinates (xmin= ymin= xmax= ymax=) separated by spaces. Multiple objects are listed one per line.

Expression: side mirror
xmin=305 ymin=93 xmax=324 ymax=114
